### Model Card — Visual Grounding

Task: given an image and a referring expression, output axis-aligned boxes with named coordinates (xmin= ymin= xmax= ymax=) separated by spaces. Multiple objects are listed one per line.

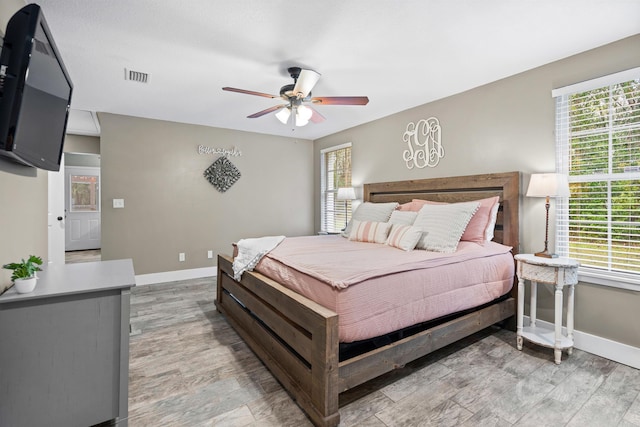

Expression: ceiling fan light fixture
xmin=275 ymin=105 xmax=312 ymax=126
xmin=297 ymin=105 xmax=313 ymax=121
xmin=294 ymin=105 xmax=312 ymax=127
xmin=224 ymin=66 xmax=368 ymax=126
xmin=295 ymin=115 xmax=309 ymax=127
xmin=275 ymin=107 xmax=291 ymax=124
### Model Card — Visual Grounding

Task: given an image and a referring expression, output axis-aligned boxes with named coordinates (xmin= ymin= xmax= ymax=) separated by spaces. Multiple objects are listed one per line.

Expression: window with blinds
xmin=554 ymin=68 xmax=640 ymax=287
xmin=320 ymin=143 xmax=352 ymax=233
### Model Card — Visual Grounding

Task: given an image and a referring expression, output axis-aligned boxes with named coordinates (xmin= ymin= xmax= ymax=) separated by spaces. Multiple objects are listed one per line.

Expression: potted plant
xmin=3 ymin=255 xmax=43 ymax=294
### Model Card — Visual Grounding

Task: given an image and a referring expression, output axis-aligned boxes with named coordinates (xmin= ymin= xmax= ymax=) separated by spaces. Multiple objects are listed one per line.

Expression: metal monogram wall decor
xmin=402 ymin=117 xmax=444 ymax=169
xmin=200 ymin=145 xmax=242 ymax=193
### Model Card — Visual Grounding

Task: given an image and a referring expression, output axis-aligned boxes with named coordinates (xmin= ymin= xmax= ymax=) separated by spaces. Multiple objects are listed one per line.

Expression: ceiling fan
xmin=222 ymin=67 xmax=369 ymax=126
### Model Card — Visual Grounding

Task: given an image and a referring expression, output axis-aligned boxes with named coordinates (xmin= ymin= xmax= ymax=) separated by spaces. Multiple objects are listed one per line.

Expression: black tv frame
xmin=0 ymin=3 xmax=73 ymax=172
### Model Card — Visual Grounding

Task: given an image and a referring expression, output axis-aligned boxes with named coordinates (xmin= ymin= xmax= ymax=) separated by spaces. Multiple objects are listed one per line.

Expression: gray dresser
xmin=0 ymin=259 xmax=135 ymax=427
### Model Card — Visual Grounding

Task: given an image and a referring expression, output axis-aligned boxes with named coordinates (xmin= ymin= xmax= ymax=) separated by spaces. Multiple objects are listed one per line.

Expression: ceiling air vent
xmin=124 ymin=68 xmax=150 ymax=83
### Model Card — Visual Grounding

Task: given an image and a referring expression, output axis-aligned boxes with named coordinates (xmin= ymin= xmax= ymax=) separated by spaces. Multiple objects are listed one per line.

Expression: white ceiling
xmin=40 ymin=0 xmax=640 ymax=140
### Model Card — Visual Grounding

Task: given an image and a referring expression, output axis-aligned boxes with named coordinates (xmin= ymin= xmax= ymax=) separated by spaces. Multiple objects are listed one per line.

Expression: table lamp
xmin=336 ymin=187 xmax=356 ymax=230
xmin=526 ymin=173 xmax=570 ymax=258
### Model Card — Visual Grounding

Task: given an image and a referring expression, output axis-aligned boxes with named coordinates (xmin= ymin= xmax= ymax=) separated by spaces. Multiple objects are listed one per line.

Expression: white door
xmin=65 ymin=166 xmax=101 ymax=251
xmin=48 ymin=154 xmax=66 ymax=265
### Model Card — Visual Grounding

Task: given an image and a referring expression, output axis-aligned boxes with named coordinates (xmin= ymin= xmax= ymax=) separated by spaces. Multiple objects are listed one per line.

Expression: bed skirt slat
xmin=217 ymin=281 xmax=313 ymax=389
xmin=220 ymin=273 xmax=314 ymax=363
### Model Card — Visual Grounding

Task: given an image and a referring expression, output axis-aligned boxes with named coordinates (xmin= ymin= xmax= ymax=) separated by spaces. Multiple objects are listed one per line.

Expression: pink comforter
xmin=265 ymin=235 xmax=513 ymax=289
xmin=256 ymin=235 xmax=515 ymax=342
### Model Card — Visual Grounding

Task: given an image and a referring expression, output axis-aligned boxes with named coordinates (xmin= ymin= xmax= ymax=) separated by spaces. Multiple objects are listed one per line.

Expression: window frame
xmin=69 ymin=173 xmax=100 ymax=213
xmin=554 ymin=67 xmax=640 ymax=291
xmin=320 ymin=142 xmax=352 ymax=233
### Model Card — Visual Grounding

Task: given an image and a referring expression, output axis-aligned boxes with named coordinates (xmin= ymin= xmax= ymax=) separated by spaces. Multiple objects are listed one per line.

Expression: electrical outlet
xmin=207 ymin=250 xmax=213 ymax=259
xmin=179 ymin=253 xmax=185 ymax=262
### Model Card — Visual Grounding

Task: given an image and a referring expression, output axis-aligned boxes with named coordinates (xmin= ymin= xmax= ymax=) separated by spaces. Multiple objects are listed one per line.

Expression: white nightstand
xmin=515 ymin=254 xmax=580 ymax=364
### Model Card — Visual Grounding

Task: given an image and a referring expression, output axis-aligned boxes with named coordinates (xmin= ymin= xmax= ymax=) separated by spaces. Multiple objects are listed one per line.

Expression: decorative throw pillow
xmin=411 ymin=198 xmax=443 ymax=211
xmin=388 ymin=210 xmax=418 ymax=225
xmin=348 ymin=220 xmax=392 ymax=244
xmin=342 ymin=202 xmax=398 ymax=237
xmin=413 ymin=202 xmax=480 ymax=252
xmin=386 ymin=224 xmax=423 ymax=251
xmin=396 ymin=201 xmax=416 ymax=211
xmin=410 ymin=197 xmax=500 ymax=244
xmin=395 ymin=199 xmax=440 ymax=212
xmin=460 ymin=196 xmax=500 ymax=244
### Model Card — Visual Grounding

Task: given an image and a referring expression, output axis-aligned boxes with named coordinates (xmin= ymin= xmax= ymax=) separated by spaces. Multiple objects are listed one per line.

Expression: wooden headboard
xmin=363 ymin=171 xmax=521 ymax=254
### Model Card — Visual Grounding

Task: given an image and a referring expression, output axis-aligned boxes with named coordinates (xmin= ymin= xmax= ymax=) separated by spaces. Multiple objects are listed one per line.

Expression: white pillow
xmin=413 ymin=202 xmax=480 ymax=252
xmin=388 ymin=210 xmax=418 ymax=226
xmin=348 ymin=220 xmax=392 ymax=244
xmin=386 ymin=224 xmax=423 ymax=251
xmin=342 ymin=202 xmax=398 ymax=237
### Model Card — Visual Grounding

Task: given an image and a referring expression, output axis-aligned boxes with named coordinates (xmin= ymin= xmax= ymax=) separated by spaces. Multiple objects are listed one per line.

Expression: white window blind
xmin=320 ymin=143 xmax=352 ymax=233
xmin=555 ymin=69 xmax=640 ymax=288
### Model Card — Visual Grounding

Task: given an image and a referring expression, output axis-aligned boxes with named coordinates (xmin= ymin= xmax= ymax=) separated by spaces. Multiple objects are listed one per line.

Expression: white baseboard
xmin=524 ymin=316 xmax=640 ymax=370
xmin=135 ymin=266 xmax=217 ymax=286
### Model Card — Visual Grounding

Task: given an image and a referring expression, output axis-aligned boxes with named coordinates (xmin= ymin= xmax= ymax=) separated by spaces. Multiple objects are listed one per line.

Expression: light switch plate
xmin=113 ymin=199 xmax=124 ymax=208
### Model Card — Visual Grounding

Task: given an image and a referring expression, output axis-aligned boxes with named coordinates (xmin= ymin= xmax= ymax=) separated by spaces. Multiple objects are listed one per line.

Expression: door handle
xmin=57 ymin=216 xmax=63 ymax=221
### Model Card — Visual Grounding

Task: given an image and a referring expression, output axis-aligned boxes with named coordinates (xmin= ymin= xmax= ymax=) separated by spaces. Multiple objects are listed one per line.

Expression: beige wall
xmin=0 ymin=0 xmax=43 ymax=295
xmin=99 ymin=113 xmax=314 ymax=275
xmin=314 ymin=34 xmax=640 ymax=348
xmin=64 ymin=134 xmax=100 ymax=154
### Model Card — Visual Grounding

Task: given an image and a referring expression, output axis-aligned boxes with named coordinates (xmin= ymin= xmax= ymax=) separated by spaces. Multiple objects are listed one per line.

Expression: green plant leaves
xmin=2 ymin=255 xmax=43 ymax=282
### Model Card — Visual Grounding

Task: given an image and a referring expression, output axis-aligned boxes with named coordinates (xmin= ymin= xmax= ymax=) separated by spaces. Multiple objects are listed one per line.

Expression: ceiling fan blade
xmin=311 ymin=96 xmax=369 ymax=105
xmin=223 ymin=87 xmax=279 ymax=99
xmin=309 ymin=107 xmax=325 ymax=124
xmin=247 ymin=104 xmax=287 ymax=118
xmin=293 ymin=69 xmax=321 ymax=98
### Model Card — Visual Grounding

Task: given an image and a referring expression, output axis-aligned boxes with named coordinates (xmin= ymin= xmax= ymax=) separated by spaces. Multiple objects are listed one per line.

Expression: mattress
xmin=255 ymin=235 xmax=514 ymax=343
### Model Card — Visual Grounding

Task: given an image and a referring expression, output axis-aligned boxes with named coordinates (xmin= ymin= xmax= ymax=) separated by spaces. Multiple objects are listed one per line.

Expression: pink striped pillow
xmin=386 ymin=224 xmax=423 ymax=251
xmin=348 ymin=220 xmax=391 ymax=244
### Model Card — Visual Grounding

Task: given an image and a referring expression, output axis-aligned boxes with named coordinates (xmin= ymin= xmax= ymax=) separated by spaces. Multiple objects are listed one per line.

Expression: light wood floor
xmin=129 ymin=278 xmax=640 ymax=426
xmin=65 ymin=249 xmax=101 ymax=264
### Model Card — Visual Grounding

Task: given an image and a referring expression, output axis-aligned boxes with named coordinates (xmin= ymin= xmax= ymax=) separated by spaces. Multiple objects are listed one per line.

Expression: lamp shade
xmin=526 ymin=173 xmax=570 ymax=198
xmin=294 ymin=105 xmax=312 ymax=126
xmin=275 ymin=105 xmax=313 ymax=126
xmin=336 ymin=187 xmax=356 ymax=201
xmin=275 ymin=107 xmax=291 ymax=124
xmin=297 ymin=105 xmax=313 ymax=121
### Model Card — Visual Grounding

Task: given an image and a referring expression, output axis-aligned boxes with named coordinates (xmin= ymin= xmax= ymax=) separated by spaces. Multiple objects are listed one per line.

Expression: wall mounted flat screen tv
xmin=0 ymin=3 xmax=73 ymax=172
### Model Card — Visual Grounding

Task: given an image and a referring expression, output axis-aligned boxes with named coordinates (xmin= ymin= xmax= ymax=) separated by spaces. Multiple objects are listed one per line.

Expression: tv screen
xmin=0 ymin=3 xmax=73 ymax=172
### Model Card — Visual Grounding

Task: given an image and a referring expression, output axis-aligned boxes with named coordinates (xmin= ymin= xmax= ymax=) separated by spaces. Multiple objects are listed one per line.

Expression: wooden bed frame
xmin=216 ymin=171 xmax=520 ymax=427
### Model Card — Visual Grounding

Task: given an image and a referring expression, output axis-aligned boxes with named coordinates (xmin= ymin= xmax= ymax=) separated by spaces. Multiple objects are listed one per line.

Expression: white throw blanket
xmin=232 ymin=235 xmax=285 ymax=280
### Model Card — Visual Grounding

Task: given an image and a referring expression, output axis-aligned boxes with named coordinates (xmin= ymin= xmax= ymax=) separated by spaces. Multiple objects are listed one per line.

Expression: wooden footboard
xmin=216 ymin=255 xmax=341 ymax=427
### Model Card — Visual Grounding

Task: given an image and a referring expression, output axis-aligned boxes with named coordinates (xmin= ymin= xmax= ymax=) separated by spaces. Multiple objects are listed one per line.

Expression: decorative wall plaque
xmin=203 ymin=156 xmax=241 ymax=192
xmin=402 ymin=117 xmax=444 ymax=169
xmin=197 ymin=145 xmax=242 ymax=157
